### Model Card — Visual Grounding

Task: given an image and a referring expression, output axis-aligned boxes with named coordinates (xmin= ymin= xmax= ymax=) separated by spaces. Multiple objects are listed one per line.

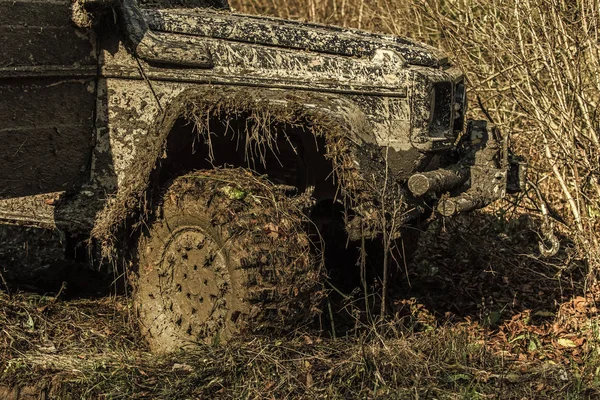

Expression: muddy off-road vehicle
xmin=0 ymin=0 xmax=523 ymax=351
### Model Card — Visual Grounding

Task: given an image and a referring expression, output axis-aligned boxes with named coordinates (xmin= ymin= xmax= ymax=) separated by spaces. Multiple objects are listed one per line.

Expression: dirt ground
xmin=1 ymin=208 xmax=599 ymax=399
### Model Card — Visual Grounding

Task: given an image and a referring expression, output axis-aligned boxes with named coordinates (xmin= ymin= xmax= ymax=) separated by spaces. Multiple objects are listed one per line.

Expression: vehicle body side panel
xmin=0 ymin=0 xmax=96 ymax=202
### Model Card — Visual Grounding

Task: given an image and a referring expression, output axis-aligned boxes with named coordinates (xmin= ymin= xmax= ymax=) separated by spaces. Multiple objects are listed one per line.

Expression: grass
xmin=3 ymin=212 xmax=600 ymax=398
xmin=1 ymin=292 xmax=597 ymax=399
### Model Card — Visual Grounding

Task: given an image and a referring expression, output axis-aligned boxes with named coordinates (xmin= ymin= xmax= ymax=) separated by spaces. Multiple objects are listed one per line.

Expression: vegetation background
xmin=2 ymin=0 xmax=600 ymax=398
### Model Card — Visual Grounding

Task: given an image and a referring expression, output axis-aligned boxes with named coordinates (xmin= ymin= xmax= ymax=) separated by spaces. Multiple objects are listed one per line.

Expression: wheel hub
xmin=157 ymin=227 xmax=230 ymax=339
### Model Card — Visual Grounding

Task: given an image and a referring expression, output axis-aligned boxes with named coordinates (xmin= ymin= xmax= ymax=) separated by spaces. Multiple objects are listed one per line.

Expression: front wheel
xmin=134 ymin=169 xmax=323 ymax=353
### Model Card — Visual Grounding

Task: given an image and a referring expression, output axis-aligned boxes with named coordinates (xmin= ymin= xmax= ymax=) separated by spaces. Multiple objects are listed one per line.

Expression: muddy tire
xmin=134 ymin=168 xmax=323 ymax=353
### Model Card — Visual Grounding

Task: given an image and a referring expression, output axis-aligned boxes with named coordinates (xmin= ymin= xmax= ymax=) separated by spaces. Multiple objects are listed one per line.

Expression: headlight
xmin=453 ymin=81 xmax=466 ymax=133
xmin=429 ymin=82 xmax=452 ymax=138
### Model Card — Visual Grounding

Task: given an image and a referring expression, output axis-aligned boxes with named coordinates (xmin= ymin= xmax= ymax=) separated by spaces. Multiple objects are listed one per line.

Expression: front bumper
xmin=408 ymin=120 xmax=525 ymax=216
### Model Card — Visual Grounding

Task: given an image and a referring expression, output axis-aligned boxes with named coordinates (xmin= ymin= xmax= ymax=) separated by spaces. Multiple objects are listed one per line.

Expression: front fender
xmin=90 ymin=85 xmax=396 ymax=255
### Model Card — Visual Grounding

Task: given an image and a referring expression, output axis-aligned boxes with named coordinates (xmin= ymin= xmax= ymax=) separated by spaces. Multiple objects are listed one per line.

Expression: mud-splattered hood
xmin=143 ymin=8 xmax=449 ymax=68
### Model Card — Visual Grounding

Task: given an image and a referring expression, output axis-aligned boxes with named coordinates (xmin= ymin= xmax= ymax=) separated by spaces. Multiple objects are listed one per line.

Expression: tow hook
xmin=528 ymin=180 xmax=560 ymax=257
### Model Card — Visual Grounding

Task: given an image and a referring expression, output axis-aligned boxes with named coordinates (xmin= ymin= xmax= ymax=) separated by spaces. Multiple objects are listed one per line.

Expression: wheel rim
xmin=154 ymin=225 xmax=231 ymax=341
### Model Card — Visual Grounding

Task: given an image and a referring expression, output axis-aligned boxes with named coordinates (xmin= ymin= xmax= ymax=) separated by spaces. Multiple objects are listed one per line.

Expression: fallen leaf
xmin=264 ymin=381 xmax=275 ymax=390
xmin=557 ymin=338 xmax=577 ymax=348
xmin=36 ymin=305 xmax=49 ymax=313
xmin=306 ymin=372 xmax=313 ymax=388
xmin=528 ymin=339 xmax=538 ymax=352
xmin=264 ymin=223 xmax=279 ymax=240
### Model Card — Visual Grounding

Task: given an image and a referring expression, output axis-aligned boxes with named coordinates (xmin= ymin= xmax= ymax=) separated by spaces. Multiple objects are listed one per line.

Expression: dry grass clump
xmin=230 ymin=0 xmax=600 ymax=275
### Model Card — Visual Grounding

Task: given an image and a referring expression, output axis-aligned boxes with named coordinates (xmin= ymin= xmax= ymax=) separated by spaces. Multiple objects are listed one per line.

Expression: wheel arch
xmin=91 ymin=85 xmax=386 ymax=258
